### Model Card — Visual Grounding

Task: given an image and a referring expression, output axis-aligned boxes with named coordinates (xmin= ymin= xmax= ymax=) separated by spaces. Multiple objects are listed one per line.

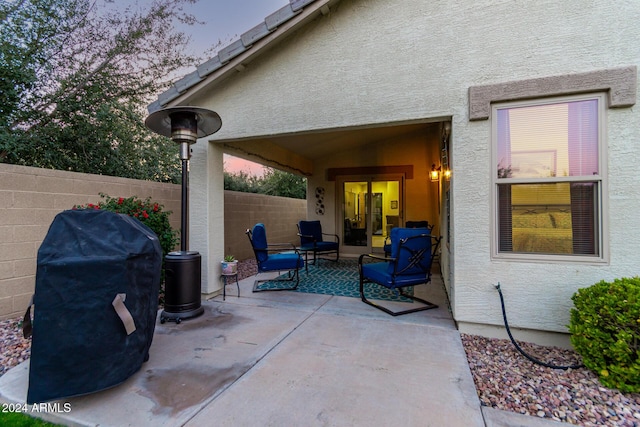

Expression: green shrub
xmin=569 ymin=277 xmax=640 ymax=393
xmin=73 ymin=193 xmax=179 ymax=258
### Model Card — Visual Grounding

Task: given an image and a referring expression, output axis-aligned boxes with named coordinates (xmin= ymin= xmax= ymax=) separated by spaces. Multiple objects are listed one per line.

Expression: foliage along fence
xmin=0 ymin=164 xmax=306 ymax=319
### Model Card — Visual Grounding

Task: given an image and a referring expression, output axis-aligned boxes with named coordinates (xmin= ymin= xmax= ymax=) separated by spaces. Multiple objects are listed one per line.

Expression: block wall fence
xmin=0 ymin=164 xmax=306 ymax=320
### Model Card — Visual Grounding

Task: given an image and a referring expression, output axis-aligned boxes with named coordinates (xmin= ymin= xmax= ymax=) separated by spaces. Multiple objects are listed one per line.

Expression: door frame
xmin=336 ymin=173 xmax=405 ymax=256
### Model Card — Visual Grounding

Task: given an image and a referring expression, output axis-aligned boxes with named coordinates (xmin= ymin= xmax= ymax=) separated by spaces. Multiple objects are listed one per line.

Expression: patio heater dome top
xmin=145 ymin=106 xmax=222 ymax=141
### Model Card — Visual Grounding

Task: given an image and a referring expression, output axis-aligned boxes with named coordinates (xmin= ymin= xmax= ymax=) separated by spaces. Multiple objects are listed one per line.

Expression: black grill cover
xmin=27 ymin=209 xmax=162 ymax=403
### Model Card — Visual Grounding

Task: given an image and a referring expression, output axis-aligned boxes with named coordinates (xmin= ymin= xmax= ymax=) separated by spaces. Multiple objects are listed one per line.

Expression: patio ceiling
xmin=220 ymin=120 xmax=438 ymax=168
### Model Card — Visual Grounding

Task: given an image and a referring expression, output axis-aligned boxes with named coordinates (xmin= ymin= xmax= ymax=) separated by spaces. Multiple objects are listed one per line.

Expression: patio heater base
xmin=160 ymin=251 xmax=204 ymax=324
xmin=159 ymin=306 xmax=204 ymax=324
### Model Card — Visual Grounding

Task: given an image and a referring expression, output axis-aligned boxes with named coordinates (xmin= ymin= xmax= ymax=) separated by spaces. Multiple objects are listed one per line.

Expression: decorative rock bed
xmin=461 ymin=334 xmax=640 ymax=426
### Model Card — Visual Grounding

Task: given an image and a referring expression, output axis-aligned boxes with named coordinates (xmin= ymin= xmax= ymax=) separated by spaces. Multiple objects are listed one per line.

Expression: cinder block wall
xmin=0 ymin=164 xmax=306 ymax=320
xmin=0 ymin=164 xmax=182 ymax=320
xmin=224 ymin=191 xmax=307 ymax=261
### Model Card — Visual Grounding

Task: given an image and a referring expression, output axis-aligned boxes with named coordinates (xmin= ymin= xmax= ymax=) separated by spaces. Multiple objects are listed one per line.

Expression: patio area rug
xmin=256 ymin=258 xmax=413 ymax=302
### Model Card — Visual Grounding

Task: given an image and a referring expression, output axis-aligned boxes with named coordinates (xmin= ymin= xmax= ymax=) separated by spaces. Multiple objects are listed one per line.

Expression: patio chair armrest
xmin=321 ymin=232 xmax=339 ymax=243
xmin=297 ymin=233 xmax=316 ymax=241
xmin=358 ymin=252 xmax=393 ymax=265
xmin=266 ymin=242 xmax=298 ymax=252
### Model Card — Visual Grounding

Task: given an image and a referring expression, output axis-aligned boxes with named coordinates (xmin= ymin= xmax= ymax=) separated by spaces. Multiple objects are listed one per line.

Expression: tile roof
xmin=148 ymin=0 xmax=321 ymax=113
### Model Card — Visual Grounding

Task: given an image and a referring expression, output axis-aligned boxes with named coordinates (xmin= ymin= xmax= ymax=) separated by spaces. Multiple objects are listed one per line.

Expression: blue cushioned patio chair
xmin=246 ymin=223 xmax=304 ymax=292
xmin=383 ymin=220 xmax=433 ymax=256
xmin=359 ymin=227 xmax=441 ymax=316
xmin=297 ymin=220 xmax=339 ymax=272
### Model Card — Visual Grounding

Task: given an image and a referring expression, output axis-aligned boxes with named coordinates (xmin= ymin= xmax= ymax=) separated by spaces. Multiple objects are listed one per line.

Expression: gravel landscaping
xmin=2 ymin=259 xmax=638 ymax=426
xmin=461 ymin=334 xmax=640 ymax=426
xmin=0 ymin=317 xmax=31 ymax=378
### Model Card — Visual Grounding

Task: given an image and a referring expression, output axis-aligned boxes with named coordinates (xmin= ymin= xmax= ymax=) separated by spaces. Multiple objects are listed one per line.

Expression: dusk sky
xmin=179 ymin=0 xmax=290 ymax=176
xmin=122 ymin=0 xmax=290 ymax=175
xmin=177 ymin=0 xmax=290 ymax=52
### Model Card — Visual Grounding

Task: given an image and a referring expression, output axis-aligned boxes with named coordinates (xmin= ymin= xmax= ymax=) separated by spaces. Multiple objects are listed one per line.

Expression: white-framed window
xmin=492 ymin=93 xmax=607 ymax=262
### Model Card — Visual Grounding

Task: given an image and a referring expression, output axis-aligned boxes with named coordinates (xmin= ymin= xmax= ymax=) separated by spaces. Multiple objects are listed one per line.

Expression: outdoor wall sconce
xmin=430 ymin=164 xmax=441 ymax=182
xmin=145 ymin=106 xmax=222 ymax=324
xmin=431 ymin=164 xmax=452 ymax=182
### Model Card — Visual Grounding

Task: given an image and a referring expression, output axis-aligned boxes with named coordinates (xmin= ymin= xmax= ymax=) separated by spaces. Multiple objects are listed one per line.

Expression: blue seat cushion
xmin=361 ymin=262 xmax=429 ymax=289
xmin=258 ymin=252 xmax=304 ymax=272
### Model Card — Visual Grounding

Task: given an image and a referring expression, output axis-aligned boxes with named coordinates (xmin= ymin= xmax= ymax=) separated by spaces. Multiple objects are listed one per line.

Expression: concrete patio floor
xmin=0 ymin=268 xmax=568 ymax=426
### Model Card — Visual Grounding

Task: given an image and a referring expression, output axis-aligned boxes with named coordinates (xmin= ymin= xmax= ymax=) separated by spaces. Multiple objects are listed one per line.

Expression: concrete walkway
xmin=0 ymin=271 xmax=568 ymax=426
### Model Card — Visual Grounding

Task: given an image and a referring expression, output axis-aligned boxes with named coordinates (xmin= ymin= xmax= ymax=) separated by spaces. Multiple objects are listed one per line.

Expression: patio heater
xmin=145 ymin=106 xmax=222 ymax=324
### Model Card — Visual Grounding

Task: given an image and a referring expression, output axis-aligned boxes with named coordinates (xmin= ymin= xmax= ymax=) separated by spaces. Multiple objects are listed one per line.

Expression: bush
xmin=73 ymin=193 xmax=179 ymax=258
xmin=569 ymin=277 xmax=640 ymax=393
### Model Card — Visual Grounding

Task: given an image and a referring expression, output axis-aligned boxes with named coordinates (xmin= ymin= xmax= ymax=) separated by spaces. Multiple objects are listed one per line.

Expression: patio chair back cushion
xmin=298 ymin=220 xmax=323 ymax=245
xmin=389 ymin=228 xmax=432 ymax=276
xmin=383 ymin=224 xmax=430 ymax=255
xmin=250 ymin=223 xmax=269 ymax=263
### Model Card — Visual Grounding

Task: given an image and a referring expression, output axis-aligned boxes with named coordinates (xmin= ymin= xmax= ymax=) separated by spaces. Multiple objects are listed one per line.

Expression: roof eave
xmin=148 ymin=0 xmax=337 ymax=113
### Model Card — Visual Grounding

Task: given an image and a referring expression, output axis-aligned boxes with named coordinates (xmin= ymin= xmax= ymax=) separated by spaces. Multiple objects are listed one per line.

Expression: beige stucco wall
xmin=0 ymin=164 xmax=306 ymax=319
xmin=180 ymin=0 xmax=640 ymax=342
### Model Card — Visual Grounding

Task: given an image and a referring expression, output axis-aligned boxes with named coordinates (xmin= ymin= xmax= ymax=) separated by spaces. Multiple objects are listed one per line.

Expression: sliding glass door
xmin=339 ymin=176 xmax=403 ymax=254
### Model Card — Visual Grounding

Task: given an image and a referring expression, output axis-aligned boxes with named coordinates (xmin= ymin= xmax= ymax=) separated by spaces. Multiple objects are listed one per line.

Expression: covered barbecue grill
xmin=26 ymin=209 xmax=162 ymax=403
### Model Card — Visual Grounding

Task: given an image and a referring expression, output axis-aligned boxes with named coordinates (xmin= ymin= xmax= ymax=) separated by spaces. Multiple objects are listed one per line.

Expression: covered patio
xmin=0 ymin=270 xmax=492 ymax=426
xmin=0 ymin=262 xmax=633 ymax=426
